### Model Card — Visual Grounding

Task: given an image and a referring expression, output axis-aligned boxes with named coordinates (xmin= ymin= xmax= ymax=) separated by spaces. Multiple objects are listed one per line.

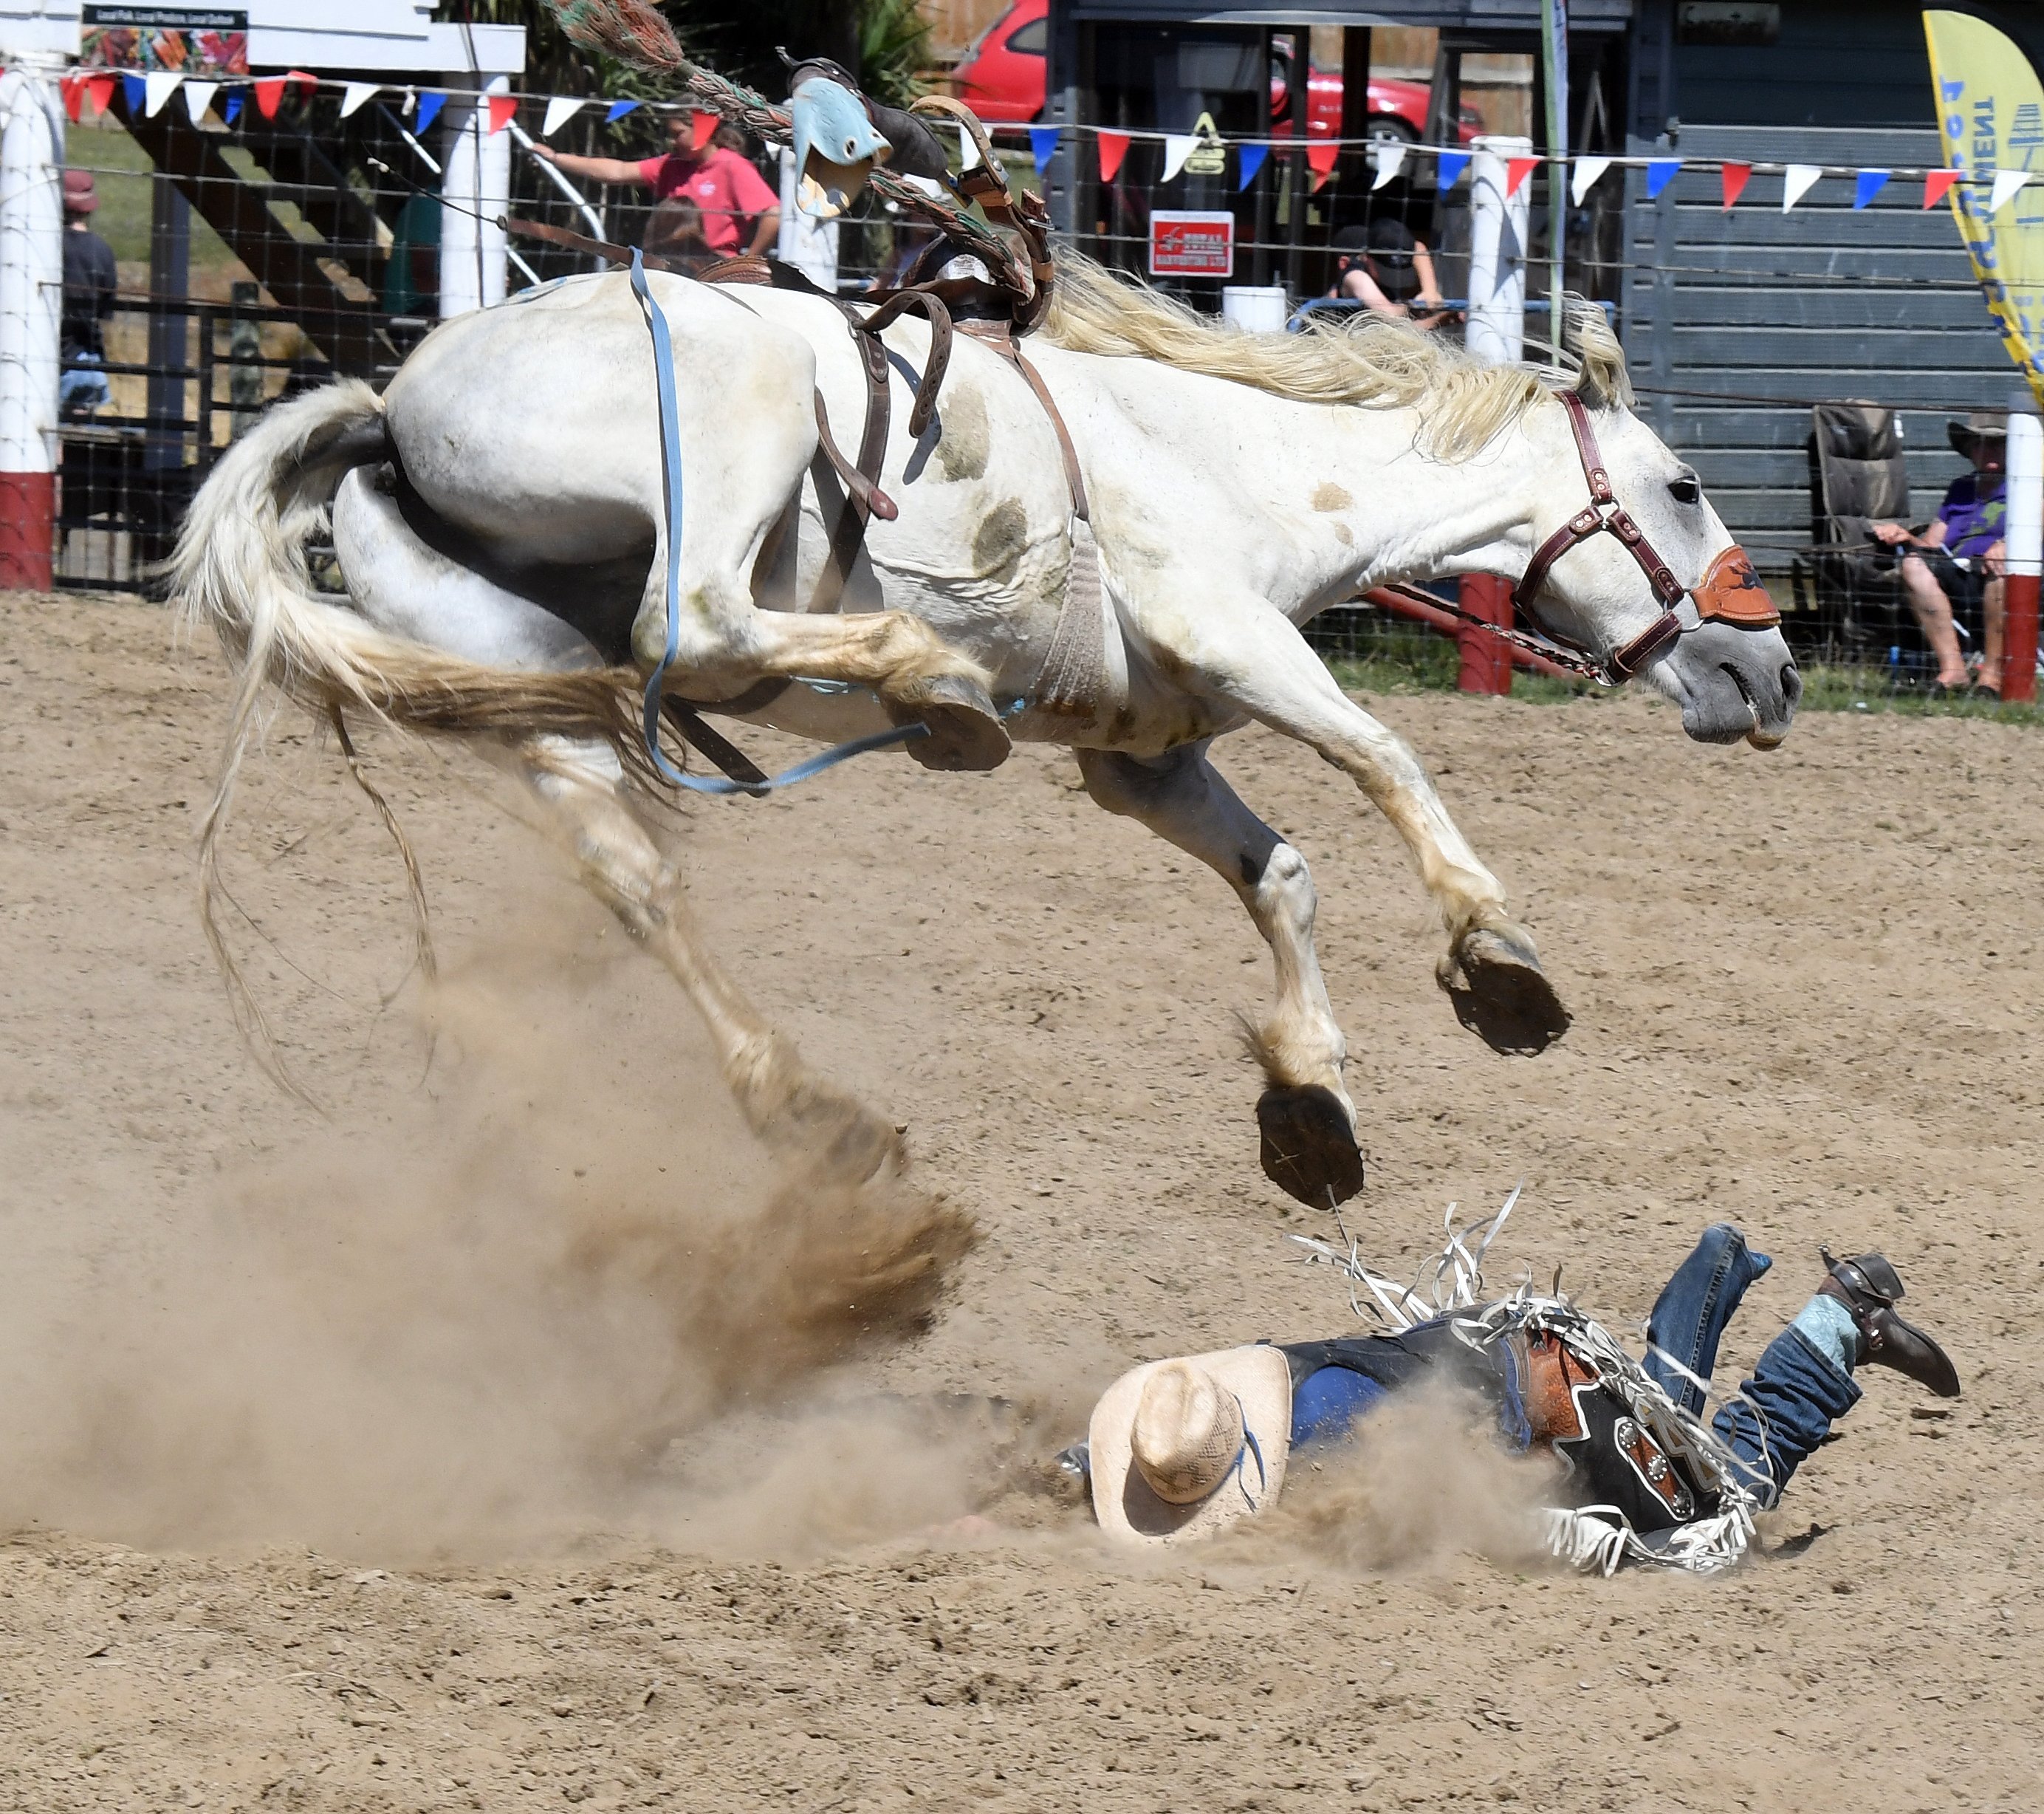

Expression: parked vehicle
xmin=949 ymin=0 xmax=1481 ymax=143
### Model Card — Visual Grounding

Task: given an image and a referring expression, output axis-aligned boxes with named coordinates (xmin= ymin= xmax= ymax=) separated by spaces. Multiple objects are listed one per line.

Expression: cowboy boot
xmin=1818 ymin=1250 xmax=1961 ymax=1398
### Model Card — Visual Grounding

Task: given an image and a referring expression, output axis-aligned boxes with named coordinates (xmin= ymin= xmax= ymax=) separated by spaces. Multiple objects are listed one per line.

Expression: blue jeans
xmin=1645 ymin=1222 xmax=1861 ymax=1507
xmin=61 ymin=353 xmax=109 ymax=413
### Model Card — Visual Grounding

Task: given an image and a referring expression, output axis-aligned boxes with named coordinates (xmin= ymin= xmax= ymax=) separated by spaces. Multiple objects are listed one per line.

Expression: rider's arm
xmin=531 ymin=146 xmax=651 ymax=186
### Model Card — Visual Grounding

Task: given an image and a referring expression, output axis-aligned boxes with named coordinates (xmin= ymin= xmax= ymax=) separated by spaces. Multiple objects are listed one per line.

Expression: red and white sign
xmin=1148 ymin=210 xmax=1235 ymax=278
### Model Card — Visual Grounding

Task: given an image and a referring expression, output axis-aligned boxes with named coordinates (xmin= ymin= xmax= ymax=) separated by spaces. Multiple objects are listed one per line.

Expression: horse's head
xmin=1516 ymin=308 xmax=1799 ymax=747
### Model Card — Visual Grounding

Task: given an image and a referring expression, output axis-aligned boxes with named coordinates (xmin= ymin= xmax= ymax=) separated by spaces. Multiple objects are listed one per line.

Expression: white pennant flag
xmin=182 ymin=79 xmax=218 ymax=125
xmin=1990 ymin=168 xmax=2035 ymax=215
xmin=958 ymin=125 xmax=979 ymax=171
xmin=340 ymin=82 xmax=378 ymax=118
xmin=542 ymin=95 xmax=585 ymax=140
xmin=1782 ymin=164 xmax=1823 ymax=211
xmin=1570 ymin=156 xmax=1612 ymax=205
xmin=1370 ymin=143 xmax=1406 ymax=191
xmin=143 ymin=70 xmax=182 ymax=117
xmin=1160 ymin=134 xmax=1196 ymax=183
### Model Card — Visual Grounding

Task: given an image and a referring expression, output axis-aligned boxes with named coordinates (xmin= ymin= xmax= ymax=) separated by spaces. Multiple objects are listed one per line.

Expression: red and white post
xmin=0 ymin=61 xmax=65 ymax=591
xmin=2004 ymin=394 xmax=2041 ymax=705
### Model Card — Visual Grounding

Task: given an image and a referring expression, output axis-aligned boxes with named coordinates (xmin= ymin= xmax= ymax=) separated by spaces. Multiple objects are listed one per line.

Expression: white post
xmin=1466 ymin=133 xmax=1532 ymax=368
xmin=775 ymin=146 xmax=839 ymax=292
xmin=439 ymin=76 xmax=511 ymax=316
xmin=2004 ymin=390 xmax=2042 ymax=701
xmin=0 ymin=61 xmax=64 ymax=588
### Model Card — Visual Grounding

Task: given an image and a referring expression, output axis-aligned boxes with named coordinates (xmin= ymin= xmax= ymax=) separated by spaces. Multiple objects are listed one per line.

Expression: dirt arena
xmin=2 ymin=589 xmax=2039 ymax=1810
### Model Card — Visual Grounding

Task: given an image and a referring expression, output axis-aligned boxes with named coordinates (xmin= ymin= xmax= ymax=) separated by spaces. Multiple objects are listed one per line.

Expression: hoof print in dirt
xmin=1438 ymin=929 xmax=1571 ymax=1056
xmin=1256 ymin=1085 xmax=1366 ymax=1208
xmin=896 ymin=674 xmax=1012 ymax=773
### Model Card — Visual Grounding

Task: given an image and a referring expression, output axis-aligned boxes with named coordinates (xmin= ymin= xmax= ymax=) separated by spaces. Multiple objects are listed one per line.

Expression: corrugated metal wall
xmin=1619 ymin=124 xmax=2017 ymax=596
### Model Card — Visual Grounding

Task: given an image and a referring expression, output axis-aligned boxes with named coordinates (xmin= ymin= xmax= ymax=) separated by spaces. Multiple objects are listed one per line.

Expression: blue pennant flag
xmin=1238 ymin=143 xmax=1268 ymax=188
xmin=415 ymin=90 xmax=445 ymax=134
xmin=1853 ymin=168 xmax=1890 ymax=209
xmin=1028 ymin=126 xmax=1060 ymax=174
xmin=1436 ymin=150 xmax=1471 ymax=191
xmin=1645 ymin=158 xmax=1682 ymax=199
xmin=606 ymin=99 xmax=640 ymax=123
xmin=224 ymin=89 xmax=242 ymax=126
xmin=121 ymin=72 xmax=147 ymax=115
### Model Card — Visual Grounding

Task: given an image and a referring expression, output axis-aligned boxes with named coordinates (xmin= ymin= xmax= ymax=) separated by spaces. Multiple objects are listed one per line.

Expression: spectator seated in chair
xmin=1869 ymin=411 xmax=2008 ymax=697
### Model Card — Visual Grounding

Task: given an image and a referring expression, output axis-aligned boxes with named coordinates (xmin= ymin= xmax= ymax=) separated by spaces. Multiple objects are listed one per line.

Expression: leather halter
xmin=1514 ymin=390 xmax=1779 ymax=684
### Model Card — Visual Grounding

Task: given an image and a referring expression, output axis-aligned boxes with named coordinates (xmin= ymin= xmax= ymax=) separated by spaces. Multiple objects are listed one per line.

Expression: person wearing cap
xmin=1328 ymin=219 xmax=1451 ymax=329
xmin=533 ymin=117 xmax=781 ymax=259
xmin=1083 ymin=1228 xmax=1957 ymax=1566
xmin=1870 ymin=412 xmax=2008 ymax=697
xmin=60 ymin=169 xmax=117 ymax=419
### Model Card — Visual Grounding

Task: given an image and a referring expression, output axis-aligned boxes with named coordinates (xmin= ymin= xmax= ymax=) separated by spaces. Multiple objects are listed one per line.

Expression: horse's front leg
xmin=1076 ymin=742 xmax=1365 ymax=1208
xmin=1160 ymin=594 xmax=1568 ymax=1056
xmin=503 ymin=736 xmax=904 ymax=1182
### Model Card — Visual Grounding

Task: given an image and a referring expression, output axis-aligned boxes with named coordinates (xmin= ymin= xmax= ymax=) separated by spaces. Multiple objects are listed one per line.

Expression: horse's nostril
xmin=1780 ymin=661 xmax=1803 ymax=711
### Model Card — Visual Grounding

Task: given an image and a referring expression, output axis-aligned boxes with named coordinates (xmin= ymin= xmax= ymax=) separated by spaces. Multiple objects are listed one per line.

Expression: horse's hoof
xmin=1438 ymin=928 xmax=1571 ymax=1055
xmin=1256 ymin=1085 xmax=1365 ymax=1208
xmin=893 ymin=674 xmax=1010 ymax=773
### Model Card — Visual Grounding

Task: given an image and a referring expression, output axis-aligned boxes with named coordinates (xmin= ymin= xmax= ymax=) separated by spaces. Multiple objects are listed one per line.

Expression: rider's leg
xmin=1147 ymin=591 xmax=1568 ymax=1055
xmin=501 ymin=735 xmax=902 ymax=1180
xmin=1641 ymin=1223 xmax=1774 ymax=1414
xmin=1899 ymin=553 xmax=1969 ymax=686
xmin=1076 ymin=742 xmax=1362 ymax=1206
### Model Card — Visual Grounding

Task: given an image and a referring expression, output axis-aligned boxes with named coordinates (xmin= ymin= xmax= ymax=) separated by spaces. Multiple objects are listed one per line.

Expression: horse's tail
xmin=168 ymin=381 xmax=648 ymax=1083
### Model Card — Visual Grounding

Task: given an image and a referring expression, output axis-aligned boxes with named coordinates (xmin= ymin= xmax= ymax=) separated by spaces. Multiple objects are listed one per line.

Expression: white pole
xmin=0 ymin=59 xmax=64 ymax=588
xmin=439 ymin=77 xmax=511 ymax=316
xmin=1467 ymin=134 xmax=1532 ymax=367
xmin=776 ymin=146 xmax=839 ymax=292
xmin=2004 ymin=391 xmax=2042 ymax=699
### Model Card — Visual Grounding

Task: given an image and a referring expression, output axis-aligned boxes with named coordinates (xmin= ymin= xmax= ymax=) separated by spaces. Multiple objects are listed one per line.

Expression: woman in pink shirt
xmin=535 ymin=117 xmax=781 ymax=259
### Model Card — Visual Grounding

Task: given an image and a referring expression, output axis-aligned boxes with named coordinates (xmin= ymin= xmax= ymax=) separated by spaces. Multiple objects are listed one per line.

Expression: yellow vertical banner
xmin=1925 ymin=10 xmax=2044 ymax=405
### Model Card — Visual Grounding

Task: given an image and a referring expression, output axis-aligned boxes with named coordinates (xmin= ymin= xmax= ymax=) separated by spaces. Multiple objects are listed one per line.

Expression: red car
xmin=950 ymin=0 xmax=1479 ymax=144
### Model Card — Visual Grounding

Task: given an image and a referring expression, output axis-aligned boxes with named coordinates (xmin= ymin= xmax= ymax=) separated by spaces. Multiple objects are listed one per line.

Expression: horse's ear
xmin=1561 ymin=296 xmax=1633 ymax=411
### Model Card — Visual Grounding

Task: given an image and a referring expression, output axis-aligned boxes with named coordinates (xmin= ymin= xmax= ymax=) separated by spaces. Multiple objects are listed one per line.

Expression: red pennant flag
xmin=1097 ymin=130 xmax=1130 ymax=183
xmin=84 ymin=72 xmax=117 ymax=117
xmin=1306 ymin=138 xmax=1340 ymax=188
xmin=1924 ymin=168 xmax=1961 ymax=208
xmin=60 ymin=72 xmax=84 ymax=123
xmin=253 ymin=75 xmax=287 ymax=119
xmin=1720 ymin=161 xmax=1752 ymax=210
xmin=690 ymin=109 xmax=717 ymax=151
xmin=487 ymin=95 xmax=518 ymax=135
xmin=1506 ymin=155 xmax=1539 ymax=198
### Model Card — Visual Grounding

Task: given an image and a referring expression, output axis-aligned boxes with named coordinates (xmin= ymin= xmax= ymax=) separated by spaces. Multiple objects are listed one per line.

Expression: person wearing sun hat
xmin=1081 ymin=1229 xmax=1958 ymax=1568
xmin=1870 ymin=410 xmax=2008 ymax=696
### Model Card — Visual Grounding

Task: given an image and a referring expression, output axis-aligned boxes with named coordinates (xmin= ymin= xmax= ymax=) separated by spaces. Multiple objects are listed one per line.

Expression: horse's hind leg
xmin=506 ymin=736 xmax=903 ymax=1180
xmin=1077 ymin=742 xmax=1365 ymax=1208
xmin=1156 ymin=593 xmax=1568 ymax=1056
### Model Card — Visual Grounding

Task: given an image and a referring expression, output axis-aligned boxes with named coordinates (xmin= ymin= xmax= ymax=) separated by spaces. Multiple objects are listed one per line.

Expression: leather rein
xmin=1395 ymin=387 xmax=1781 ymax=688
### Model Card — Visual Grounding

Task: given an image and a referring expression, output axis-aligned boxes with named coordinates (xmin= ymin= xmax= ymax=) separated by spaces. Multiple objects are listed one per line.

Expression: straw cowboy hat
xmin=1088 ymin=1345 xmax=1292 ymax=1544
xmin=1948 ymin=410 xmax=2008 ymax=456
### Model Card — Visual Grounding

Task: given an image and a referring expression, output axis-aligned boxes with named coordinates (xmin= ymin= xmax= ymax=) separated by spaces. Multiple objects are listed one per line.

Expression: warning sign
xmin=1148 ymin=211 xmax=1235 ymax=278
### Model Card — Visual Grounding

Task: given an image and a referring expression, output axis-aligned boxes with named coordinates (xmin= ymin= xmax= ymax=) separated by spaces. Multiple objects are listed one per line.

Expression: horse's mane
xmin=1038 ymin=253 xmax=1632 ymax=461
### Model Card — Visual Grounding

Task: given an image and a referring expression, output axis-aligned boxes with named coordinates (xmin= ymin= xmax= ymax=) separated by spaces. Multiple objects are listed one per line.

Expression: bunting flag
xmin=1990 ymin=168 xmax=2035 ymax=215
xmin=1570 ymin=155 xmax=1611 ymax=205
xmin=1505 ymin=154 xmax=1538 ymax=198
xmin=224 ymin=90 xmax=241 ymax=126
xmin=1029 ymin=126 xmax=1060 ymax=174
xmin=1306 ymin=139 xmax=1340 ymax=188
xmin=1238 ymin=142 xmax=1268 ymax=188
xmin=1853 ymin=168 xmax=1890 ymax=208
xmin=340 ymin=81 xmax=378 ymax=118
xmin=121 ymin=72 xmax=147 ymax=116
xmin=59 ymin=73 xmax=85 ymax=123
xmin=183 ymin=79 xmax=219 ymax=125
xmin=415 ymin=91 xmax=445 ymax=134
xmin=1782 ymin=164 xmax=1823 ymax=211
xmin=1645 ymin=157 xmax=1681 ymax=198
xmin=86 ymin=72 xmax=116 ymax=118
xmin=691 ymin=109 xmax=716 ymax=151
xmin=958 ymin=123 xmax=980 ymax=171
xmin=606 ymin=99 xmax=639 ymax=123
xmin=1721 ymin=161 xmax=1752 ymax=209
xmin=1436 ymin=150 xmax=1471 ymax=191
xmin=253 ymin=75 xmax=287 ymax=119
xmin=1370 ymin=143 xmax=1406 ymax=190
xmin=542 ymin=96 xmax=584 ymax=138
xmin=487 ymin=95 xmax=519 ymax=135
xmin=1924 ymin=168 xmax=1961 ymax=208
xmin=1160 ymin=134 xmax=1195 ymax=183
xmin=1097 ymin=130 xmax=1130 ymax=182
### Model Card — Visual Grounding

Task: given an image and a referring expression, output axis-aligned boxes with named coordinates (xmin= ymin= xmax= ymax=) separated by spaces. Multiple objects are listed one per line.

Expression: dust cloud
xmin=0 ymin=936 xmax=980 ymax=1561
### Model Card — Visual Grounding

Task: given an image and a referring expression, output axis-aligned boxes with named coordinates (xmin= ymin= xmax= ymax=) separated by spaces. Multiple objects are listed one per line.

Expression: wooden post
xmin=1456 ymin=575 xmax=1514 ymax=695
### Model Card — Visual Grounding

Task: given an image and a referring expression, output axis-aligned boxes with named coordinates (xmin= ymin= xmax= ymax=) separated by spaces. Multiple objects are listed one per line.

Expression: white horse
xmin=171 ymin=259 xmax=1798 ymax=1206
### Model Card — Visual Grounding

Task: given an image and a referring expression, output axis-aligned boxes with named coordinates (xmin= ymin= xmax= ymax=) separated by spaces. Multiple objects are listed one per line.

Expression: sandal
xmin=1969 ymin=682 xmax=2002 ymax=701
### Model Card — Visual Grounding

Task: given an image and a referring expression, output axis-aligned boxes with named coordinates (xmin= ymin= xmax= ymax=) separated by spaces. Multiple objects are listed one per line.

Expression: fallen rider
xmin=1076 ymin=1225 xmax=1958 ymax=1571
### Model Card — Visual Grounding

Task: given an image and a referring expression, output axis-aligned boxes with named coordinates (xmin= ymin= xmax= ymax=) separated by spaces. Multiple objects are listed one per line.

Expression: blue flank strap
xmin=626 ymin=250 xmax=930 ymax=796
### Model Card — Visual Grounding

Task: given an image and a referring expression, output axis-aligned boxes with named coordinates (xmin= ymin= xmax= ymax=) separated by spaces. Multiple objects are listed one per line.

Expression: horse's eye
xmin=1669 ymin=476 xmax=1702 ymax=505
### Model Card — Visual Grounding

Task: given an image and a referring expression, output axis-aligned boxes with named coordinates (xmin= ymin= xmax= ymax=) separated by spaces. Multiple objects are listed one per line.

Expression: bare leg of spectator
xmin=1899 ymin=553 xmax=1969 ymax=687
xmin=1978 ymin=541 xmax=2007 ymax=695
